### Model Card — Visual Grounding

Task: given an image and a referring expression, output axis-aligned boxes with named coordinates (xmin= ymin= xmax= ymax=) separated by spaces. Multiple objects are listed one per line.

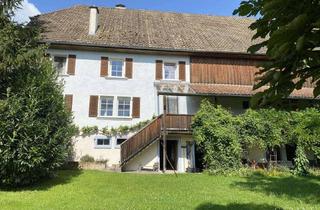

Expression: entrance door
xmin=160 ymin=140 xmax=178 ymax=170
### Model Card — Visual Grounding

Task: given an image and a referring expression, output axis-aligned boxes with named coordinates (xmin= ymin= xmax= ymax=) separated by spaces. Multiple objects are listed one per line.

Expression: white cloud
xmin=13 ymin=0 xmax=41 ymax=23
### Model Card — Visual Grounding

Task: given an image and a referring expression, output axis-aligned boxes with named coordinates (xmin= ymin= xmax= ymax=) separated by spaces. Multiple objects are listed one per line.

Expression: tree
xmin=0 ymin=0 xmax=22 ymax=16
xmin=0 ymin=1 xmax=76 ymax=186
xmin=234 ymin=0 xmax=320 ymax=106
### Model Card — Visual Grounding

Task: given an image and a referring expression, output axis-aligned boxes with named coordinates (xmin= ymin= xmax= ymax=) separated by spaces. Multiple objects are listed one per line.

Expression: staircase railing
xmin=120 ymin=114 xmax=193 ymax=165
xmin=120 ymin=115 xmax=162 ymax=165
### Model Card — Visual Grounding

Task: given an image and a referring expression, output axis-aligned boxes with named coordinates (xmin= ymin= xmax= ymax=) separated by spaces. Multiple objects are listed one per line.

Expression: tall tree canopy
xmin=0 ymin=0 xmax=76 ymax=186
xmin=234 ymin=0 xmax=320 ymax=106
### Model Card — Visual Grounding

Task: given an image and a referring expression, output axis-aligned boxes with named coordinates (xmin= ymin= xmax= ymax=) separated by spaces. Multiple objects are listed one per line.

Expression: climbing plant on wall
xmin=192 ymin=100 xmax=320 ymax=176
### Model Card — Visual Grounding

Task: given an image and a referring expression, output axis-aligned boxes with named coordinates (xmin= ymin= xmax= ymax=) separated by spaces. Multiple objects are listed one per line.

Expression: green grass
xmin=0 ymin=170 xmax=319 ymax=210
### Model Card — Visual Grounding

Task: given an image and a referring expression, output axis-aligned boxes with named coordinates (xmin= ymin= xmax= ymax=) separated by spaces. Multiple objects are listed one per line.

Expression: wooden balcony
xmin=164 ymin=114 xmax=193 ymax=133
xmin=120 ymin=114 xmax=193 ymax=166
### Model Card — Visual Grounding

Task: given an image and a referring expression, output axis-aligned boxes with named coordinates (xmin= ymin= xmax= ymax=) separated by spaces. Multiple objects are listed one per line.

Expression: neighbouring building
xmin=32 ymin=5 xmax=318 ymax=172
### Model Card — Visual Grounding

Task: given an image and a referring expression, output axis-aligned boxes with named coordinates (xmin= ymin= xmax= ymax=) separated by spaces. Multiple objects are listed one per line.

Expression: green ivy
xmin=81 ymin=126 xmax=99 ymax=137
xmin=81 ymin=118 xmax=154 ymax=137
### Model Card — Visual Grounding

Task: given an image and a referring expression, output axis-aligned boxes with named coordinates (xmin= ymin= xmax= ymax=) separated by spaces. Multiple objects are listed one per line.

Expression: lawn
xmin=0 ymin=170 xmax=319 ymax=210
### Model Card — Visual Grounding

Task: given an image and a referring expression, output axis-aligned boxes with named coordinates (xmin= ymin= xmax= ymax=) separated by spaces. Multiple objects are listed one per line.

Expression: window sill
xmin=58 ymin=74 xmax=70 ymax=77
xmin=162 ymin=79 xmax=180 ymax=81
xmin=94 ymin=146 xmax=112 ymax=149
xmin=97 ymin=116 xmax=132 ymax=120
xmin=104 ymin=76 xmax=128 ymax=80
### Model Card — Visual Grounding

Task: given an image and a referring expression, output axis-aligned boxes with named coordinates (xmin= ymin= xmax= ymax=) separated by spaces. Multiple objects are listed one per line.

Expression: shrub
xmin=80 ymin=155 xmax=95 ymax=163
xmin=293 ymin=145 xmax=309 ymax=176
xmin=192 ymin=100 xmax=242 ymax=174
xmin=95 ymin=159 xmax=109 ymax=164
xmin=0 ymin=14 xmax=76 ymax=186
xmin=192 ymin=100 xmax=320 ymax=176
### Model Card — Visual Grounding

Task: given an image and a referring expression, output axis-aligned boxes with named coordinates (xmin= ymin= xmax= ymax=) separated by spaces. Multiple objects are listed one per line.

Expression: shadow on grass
xmin=232 ymin=173 xmax=320 ymax=204
xmin=196 ymin=202 xmax=283 ymax=210
xmin=0 ymin=169 xmax=83 ymax=192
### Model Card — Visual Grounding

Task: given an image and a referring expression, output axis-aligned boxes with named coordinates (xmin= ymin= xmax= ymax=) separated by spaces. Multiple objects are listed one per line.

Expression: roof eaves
xmin=42 ymin=40 xmax=266 ymax=57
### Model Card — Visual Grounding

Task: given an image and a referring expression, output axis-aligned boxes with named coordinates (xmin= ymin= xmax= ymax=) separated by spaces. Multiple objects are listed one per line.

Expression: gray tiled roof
xmin=34 ymin=5 xmax=259 ymax=54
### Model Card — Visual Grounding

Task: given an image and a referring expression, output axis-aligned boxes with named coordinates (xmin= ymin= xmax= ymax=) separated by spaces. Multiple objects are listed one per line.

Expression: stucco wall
xmin=123 ymin=135 xmax=195 ymax=173
xmin=48 ymin=48 xmax=261 ymax=170
xmin=122 ymin=141 xmax=159 ymax=171
xmin=48 ymin=49 xmax=190 ymax=164
xmin=73 ymin=136 xmax=121 ymax=165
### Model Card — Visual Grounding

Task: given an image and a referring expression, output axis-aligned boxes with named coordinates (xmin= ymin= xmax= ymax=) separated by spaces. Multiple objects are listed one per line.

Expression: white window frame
xmin=163 ymin=62 xmax=179 ymax=81
xmin=115 ymin=137 xmax=127 ymax=149
xmin=94 ymin=136 xmax=112 ymax=149
xmin=98 ymin=95 xmax=132 ymax=118
xmin=109 ymin=58 xmax=125 ymax=78
xmin=117 ymin=97 xmax=132 ymax=117
xmin=99 ymin=96 xmax=114 ymax=117
xmin=51 ymin=54 xmax=69 ymax=76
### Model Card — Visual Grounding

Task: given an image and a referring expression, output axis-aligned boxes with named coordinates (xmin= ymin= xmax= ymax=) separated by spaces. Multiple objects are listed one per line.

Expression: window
xmin=53 ymin=56 xmax=67 ymax=75
xmin=95 ymin=136 xmax=111 ymax=148
xmin=164 ymin=63 xmax=177 ymax=80
xmin=167 ymin=96 xmax=178 ymax=114
xmin=98 ymin=96 xmax=132 ymax=118
xmin=100 ymin=97 xmax=114 ymax=116
xmin=111 ymin=60 xmax=124 ymax=77
xmin=116 ymin=138 xmax=127 ymax=148
xmin=118 ymin=97 xmax=131 ymax=117
xmin=53 ymin=56 xmax=67 ymax=74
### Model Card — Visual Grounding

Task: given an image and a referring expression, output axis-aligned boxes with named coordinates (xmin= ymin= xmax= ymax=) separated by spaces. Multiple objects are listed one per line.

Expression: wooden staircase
xmin=120 ymin=114 xmax=193 ymax=167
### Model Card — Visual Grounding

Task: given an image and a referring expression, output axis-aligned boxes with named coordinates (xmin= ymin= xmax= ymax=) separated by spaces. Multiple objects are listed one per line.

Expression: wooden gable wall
xmin=190 ymin=56 xmax=314 ymax=88
xmin=190 ymin=57 xmax=259 ymax=85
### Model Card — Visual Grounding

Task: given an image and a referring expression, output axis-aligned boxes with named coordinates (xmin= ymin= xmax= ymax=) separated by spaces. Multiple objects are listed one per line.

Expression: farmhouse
xmin=33 ymin=5 xmax=318 ymax=172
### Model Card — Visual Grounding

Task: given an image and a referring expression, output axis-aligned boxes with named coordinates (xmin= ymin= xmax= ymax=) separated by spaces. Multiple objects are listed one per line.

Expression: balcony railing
xmin=120 ymin=114 xmax=193 ymax=165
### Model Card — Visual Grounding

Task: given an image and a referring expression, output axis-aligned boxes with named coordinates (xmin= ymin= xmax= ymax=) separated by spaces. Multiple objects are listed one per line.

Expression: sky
xmin=14 ymin=0 xmax=243 ymax=23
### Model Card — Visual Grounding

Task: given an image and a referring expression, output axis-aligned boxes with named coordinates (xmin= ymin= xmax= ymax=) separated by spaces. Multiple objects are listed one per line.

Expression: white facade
xmin=49 ymin=49 xmax=195 ymax=169
xmin=49 ymin=48 xmax=252 ymax=171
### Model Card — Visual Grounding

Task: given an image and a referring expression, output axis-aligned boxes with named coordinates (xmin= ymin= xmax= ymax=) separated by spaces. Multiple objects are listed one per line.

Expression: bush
xmin=192 ymin=100 xmax=320 ymax=176
xmin=0 ymin=16 xmax=75 ymax=186
xmin=80 ymin=155 xmax=95 ymax=163
xmin=293 ymin=145 xmax=309 ymax=176
xmin=192 ymin=100 xmax=242 ymax=174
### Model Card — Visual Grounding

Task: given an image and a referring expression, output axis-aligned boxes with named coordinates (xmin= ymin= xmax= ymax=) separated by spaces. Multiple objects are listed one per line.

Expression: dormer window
xmin=164 ymin=63 xmax=177 ymax=80
xmin=53 ymin=56 xmax=67 ymax=75
xmin=110 ymin=59 xmax=124 ymax=77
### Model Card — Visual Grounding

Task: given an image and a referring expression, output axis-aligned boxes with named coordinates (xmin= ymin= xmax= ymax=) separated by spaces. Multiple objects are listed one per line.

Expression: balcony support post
xmin=162 ymin=95 xmax=167 ymax=173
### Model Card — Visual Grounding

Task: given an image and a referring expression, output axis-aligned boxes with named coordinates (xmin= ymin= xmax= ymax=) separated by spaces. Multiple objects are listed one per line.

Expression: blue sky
xmin=15 ymin=0 xmax=244 ymax=23
xmin=31 ymin=0 xmax=242 ymax=16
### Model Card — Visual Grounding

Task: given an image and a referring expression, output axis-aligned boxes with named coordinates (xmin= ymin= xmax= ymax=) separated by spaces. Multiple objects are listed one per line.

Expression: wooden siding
xmin=191 ymin=57 xmax=314 ymax=88
xmin=191 ymin=57 xmax=259 ymax=85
